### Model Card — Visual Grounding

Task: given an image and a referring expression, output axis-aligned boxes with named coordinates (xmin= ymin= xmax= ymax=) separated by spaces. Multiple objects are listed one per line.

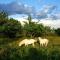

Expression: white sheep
xmin=19 ymin=39 xmax=37 ymax=47
xmin=38 ymin=37 xmax=49 ymax=47
xmin=19 ymin=39 xmax=28 ymax=46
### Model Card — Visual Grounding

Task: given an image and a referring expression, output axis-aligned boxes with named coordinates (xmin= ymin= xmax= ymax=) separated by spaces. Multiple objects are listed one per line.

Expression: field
xmin=0 ymin=36 xmax=60 ymax=60
xmin=0 ymin=36 xmax=60 ymax=48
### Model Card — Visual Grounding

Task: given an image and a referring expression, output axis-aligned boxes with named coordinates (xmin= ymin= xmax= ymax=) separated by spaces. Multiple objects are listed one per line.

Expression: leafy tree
xmin=0 ymin=11 xmax=22 ymax=38
xmin=23 ymin=15 xmax=48 ymax=38
xmin=27 ymin=15 xmax=32 ymax=24
xmin=44 ymin=26 xmax=52 ymax=36
xmin=55 ymin=28 xmax=60 ymax=36
xmin=0 ymin=11 xmax=8 ymax=37
xmin=4 ymin=18 xmax=22 ymax=38
xmin=0 ymin=11 xmax=8 ymax=25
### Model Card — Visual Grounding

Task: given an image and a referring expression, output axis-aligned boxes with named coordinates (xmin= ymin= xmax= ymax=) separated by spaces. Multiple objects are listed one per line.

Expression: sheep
xmin=38 ymin=37 xmax=49 ymax=47
xmin=19 ymin=39 xmax=28 ymax=46
xmin=19 ymin=39 xmax=37 ymax=47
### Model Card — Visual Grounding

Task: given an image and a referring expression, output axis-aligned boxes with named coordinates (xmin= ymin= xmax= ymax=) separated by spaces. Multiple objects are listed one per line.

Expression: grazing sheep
xmin=38 ymin=37 xmax=49 ymax=47
xmin=19 ymin=39 xmax=28 ymax=46
xmin=19 ymin=39 xmax=37 ymax=47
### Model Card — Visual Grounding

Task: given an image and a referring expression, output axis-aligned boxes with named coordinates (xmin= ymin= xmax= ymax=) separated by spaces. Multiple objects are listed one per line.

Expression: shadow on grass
xmin=0 ymin=37 xmax=21 ymax=47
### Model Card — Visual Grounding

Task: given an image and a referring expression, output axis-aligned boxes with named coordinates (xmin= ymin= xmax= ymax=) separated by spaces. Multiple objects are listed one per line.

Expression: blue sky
xmin=0 ymin=0 xmax=60 ymax=19
xmin=0 ymin=0 xmax=60 ymax=28
xmin=0 ymin=0 xmax=60 ymax=11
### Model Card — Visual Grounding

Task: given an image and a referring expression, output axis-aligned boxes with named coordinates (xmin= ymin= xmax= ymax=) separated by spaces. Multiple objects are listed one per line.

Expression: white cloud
xmin=36 ymin=5 xmax=56 ymax=19
xmin=13 ymin=16 xmax=60 ymax=29
xmin=39 ymin=19 xmax=60 ymax=29
xmin=42 ymin=5 xmax=56 ymax=14
xmin=0 ymin=2 xmax=34 ymax=15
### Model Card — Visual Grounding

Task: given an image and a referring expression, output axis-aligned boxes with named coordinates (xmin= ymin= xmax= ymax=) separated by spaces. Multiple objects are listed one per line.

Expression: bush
xmin=55 ymin=28 xmax=60 ymax=36
xmin=4 ymin=18 xmax=22 ymax=38
xmin=0 ymin=11 xmax=22 ymax=38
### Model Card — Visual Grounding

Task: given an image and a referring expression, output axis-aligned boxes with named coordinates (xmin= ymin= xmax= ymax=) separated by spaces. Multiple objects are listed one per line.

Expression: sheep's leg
xmin=25 ymin=43 xmax=26 ymax=46
xmin=25 ymin=43 xmax=28 ymax=47
xmin=45 ymin=43 xmax=48 ymax=47
xmin=39 ymin=42 xmax=41 ymax=47
xmin=32 ymin=43 xmax=34 ymax=47
xmin=42 ymin=43 xmax=45 ymax=47
xmin=42 ymin=43 xmax=43 ymax=47
xmin=40 ymin=43 xmax=42 ymax=47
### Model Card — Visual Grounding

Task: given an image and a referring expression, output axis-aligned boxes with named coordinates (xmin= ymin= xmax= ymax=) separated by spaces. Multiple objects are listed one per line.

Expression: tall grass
xmin=0 ymin=36 xmax=60 ymax=60
xmin=0 ymin=46 xmax=60 ymax=60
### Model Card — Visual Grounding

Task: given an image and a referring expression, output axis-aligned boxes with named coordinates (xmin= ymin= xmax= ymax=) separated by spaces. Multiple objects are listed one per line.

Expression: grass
xmin=46 ymin=36 xmax=60 ymax=47
xmin=0 ymin=36 xmax=60 ymax=48
xmin=0 ymin=36 xmax=60 ymax=60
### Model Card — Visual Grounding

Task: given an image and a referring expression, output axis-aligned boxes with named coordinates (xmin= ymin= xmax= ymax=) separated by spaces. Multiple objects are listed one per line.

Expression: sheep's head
xmin=38 ymin=37 xmax=42 ymax=40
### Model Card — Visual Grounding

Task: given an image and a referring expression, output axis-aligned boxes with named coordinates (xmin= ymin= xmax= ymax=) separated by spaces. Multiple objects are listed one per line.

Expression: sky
xmin=0 ymin=0 xmax=60 ymax=28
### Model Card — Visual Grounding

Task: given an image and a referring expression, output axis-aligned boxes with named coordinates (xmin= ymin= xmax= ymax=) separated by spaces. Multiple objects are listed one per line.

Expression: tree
xmin=23 ymin=15 xmax=47 ymax=38
xmin=55 ymin=28 xmax=60 ymax=36
xmin=4 ymin=18 xmax=22 ymax=38
xmin=0 ymin=11 xmax=8 ymax=25
xmin=0 ymin=11 xmax=22 ymax=38
xmin=27 ymin=15 xmax=32 ymax=24
xmin=0 ymin=11 xmax=8 ymax=37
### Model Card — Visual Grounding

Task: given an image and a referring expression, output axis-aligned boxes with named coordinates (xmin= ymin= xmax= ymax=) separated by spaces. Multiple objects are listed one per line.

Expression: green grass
xmin=0 ymin=36 xmax=60 ymax=48
xmin=46 ymin=36 xmax=60 ymax=47
xmin=0 ymin=36 xmax=60 ymax=60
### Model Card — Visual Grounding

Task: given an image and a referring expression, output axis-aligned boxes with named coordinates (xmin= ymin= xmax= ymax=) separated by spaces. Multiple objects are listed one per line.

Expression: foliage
xmin=55 ymin=28 xmax=60 ymax=36
xmin=23 ymin=15 xmax=52 ymax=38
xmin=0 ymin=11 xmax=55 ymax=38
xmin=0 ymin=10 xmax=60 ymax=60
xmin=4 ymin=18 xmax=22 ymax=38
xmin=0 ymin=11 xmax=22 ymax=38
xmin=0 ymin=11 xmax=8 ymax=25
xmin=0 ymin=47 xmax=60 ymax=60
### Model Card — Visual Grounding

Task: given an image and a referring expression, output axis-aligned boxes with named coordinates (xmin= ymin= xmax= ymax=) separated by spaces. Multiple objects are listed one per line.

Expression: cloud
xmin=36 ymin=11 xmax=47 ymax=19
xmin=0 ymin=2 xmax=34 ymax=15
xmin=39 ymin=19 xmax=60 ymax=29
xmin=42 ymin=5 xmax=56 ymax=14
xmin=0 ymin=1 xmax=60 ymax=21
xmin=13 ymin=16 xmax=60 ymax=29
xmin=36 ymin=5 xmax=56 ymax=19
xmin=9 ymin=13 xmax=60 ymax=29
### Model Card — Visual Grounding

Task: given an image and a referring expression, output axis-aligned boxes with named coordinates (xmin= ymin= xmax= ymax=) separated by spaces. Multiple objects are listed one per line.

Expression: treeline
xmin=0 ymin=11 xmax=60 ymax=39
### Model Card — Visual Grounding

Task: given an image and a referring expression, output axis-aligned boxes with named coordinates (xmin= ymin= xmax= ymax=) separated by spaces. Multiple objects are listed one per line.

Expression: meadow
xmin=0 ymin=11 xmax=60 ymax=60
xmin=0 ymin=36 xmax=60 ymax=60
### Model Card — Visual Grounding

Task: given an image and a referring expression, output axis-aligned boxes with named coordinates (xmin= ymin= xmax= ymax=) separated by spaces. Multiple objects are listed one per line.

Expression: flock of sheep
xmin=19 ymin=37 xmax=49 ymax=47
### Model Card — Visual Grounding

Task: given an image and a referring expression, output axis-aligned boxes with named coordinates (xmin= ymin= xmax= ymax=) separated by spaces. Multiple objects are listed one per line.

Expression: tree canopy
xmin=0 ymin=11 xmax=59 ymax=39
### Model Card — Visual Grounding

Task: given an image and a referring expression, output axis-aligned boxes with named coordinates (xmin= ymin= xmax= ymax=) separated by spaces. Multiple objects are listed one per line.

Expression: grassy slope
xmin=0 ymin=36 xmax=60 ymax=48
xmin=0 ymin=36 xmax=60 ymax=60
